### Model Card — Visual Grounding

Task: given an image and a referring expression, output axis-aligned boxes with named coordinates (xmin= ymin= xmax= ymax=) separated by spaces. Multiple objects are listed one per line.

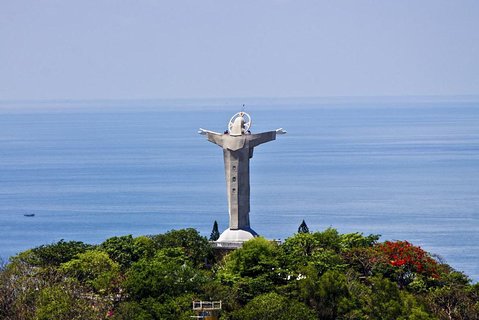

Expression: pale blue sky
xmin=1 ymin=0 xmax=478 ymax=100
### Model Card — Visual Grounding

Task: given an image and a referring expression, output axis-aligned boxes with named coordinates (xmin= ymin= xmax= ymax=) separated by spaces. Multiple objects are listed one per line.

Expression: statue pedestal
xmin=217 ymin=227 xmax=258 ymax=242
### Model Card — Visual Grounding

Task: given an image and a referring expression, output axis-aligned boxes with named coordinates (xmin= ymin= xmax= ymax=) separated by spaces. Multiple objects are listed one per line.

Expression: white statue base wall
xmin=217 ymin=227 xmax=259 ymax=242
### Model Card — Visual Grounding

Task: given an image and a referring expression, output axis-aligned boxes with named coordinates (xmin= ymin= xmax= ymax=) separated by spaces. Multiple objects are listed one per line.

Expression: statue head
xmin=230 ymin=116 xmax=245 ymax=136
xmin=228 ymin=112 xmax=251 ymax=136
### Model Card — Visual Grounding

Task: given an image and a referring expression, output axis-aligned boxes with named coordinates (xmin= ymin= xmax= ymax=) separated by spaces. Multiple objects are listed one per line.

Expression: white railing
xmin=209 ymin=239 xmax=282 ymax=249
xmin=209 ymin=241 xmax=244 ymax=249
xmin=192 ymin=301 xmax=222 ymax=310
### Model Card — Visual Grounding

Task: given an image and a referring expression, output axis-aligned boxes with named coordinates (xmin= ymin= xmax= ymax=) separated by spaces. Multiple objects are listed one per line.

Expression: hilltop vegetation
xmin=1 ymin=228 xmax=478 ymax=320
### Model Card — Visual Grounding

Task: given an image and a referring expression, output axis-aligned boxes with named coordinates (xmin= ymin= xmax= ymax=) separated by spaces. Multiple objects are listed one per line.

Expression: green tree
xmin=426 ymin=285 xmax=479 ymax=320
xmin=299 ymin=269 xmax=351 ymax=319
xmin=281 ymin=231 xmax=347 ymax=275
xmin=125 ymin=248 xmax=205 ymax=300
xmin=150 ymin=228 xmax=212 ymax=267
xmin=233 ymin=292 xmax=316 ymax=320
xmin=11 ymin=240 xmax=92 ymax=268
xmin=342 ymin=247 xmax=376 ymax=277
xmin=218 ymin=237 xmax=282 ymax=304
xmin=340 ymin=276 xmax=437 ymax=320
xmin=339 ymin=232 xmax=380 ymax=250
xmin=0 ymin=256 xmax=36 ymax=319
xmin=0 ymin=228 xmax=476 ymax=320
xmin=401 ymin=292 xmax=437 ymax=320
xmin=368 ymin=276 xmax=403 ymax=320
xmin=60 ymin=250 xmax=120 ymax=293
xmin=298 ymin=220 xmax=310 ymax=233
xmin=100 ymin=235 xmax=155 ymax=270
xmin=111 ymin=301 xmax=152 ymax=320
xmin=112 ymin=295 xmax=195 ymax=320
xmin=220 ymin=237 xmax=279 ymax=279
xmin=35 ymin=283 xmax=106 ymax=320
xmin=200 ymin=280 xmax=242 ymax=313
xmin=0 ymin=256 xmax=66 ymax=319
xmin=133 ymin=236 xmax=156 ymax=260
xmin=281 ymin=232 xmax=322 ymax=268
xmin=315 ymin=227 xmax=344 ymax=252
xmin=282 ymin=228 xmax=345 ymax=264
xmin=209 ymin=220 xmax=220 ymax=241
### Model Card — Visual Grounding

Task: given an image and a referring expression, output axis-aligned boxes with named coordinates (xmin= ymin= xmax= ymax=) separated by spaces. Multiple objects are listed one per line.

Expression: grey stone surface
xmin=199 ymin=112 xmax=285 ymax=242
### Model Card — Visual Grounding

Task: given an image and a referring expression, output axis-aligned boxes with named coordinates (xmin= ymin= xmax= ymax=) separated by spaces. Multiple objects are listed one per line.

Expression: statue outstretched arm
xmin=198 ymin=128 xmax=224 ymax=147
xmin=249 ymin=131 xmax=276 ymax=147
xmin=198 ymin=128 xmax=222 ymax=135
xmin=249 ymin=128 xmax=286 ymax=147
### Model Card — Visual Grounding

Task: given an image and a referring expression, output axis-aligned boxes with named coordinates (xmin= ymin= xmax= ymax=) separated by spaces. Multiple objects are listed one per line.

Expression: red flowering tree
xmin=373 ymin=241 xmax=440 ymax=287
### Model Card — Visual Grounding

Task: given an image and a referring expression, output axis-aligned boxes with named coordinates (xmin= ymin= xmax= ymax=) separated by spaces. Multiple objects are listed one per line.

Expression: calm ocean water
xmin=0 ymin=98 xmax=478 ymax=281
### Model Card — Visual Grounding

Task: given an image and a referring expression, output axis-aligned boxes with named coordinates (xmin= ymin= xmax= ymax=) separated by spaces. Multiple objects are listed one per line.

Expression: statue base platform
xmin=217 ymin=227 xmax=258 ymax=242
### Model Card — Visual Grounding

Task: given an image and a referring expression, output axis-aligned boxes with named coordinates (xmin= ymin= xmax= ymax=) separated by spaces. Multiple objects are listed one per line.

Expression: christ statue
xmin=199 ymin=112 xmax=286 ymax=242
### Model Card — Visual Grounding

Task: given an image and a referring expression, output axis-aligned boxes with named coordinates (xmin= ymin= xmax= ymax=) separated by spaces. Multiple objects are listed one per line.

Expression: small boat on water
xmin=24 ymin=214 xmax=35 ymax=217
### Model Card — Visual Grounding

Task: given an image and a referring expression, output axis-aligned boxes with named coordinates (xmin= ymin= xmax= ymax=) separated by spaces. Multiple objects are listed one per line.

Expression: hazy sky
xmin=1 ymin=0 xmax=478 ymax=100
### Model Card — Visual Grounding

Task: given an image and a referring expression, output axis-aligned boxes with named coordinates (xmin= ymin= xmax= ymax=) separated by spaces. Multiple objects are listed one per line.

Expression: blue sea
xmin=0 ymin=97 xmax=478 ymax=281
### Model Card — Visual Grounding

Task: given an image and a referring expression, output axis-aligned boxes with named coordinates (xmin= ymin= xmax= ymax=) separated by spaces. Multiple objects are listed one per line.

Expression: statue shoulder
xmin=223 ymin=135 xmax=247 ymax=151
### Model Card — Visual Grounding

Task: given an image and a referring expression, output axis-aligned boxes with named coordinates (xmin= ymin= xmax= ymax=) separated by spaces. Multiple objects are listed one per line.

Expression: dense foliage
xmin=1 ymin=227 xmax=478 ymax=319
